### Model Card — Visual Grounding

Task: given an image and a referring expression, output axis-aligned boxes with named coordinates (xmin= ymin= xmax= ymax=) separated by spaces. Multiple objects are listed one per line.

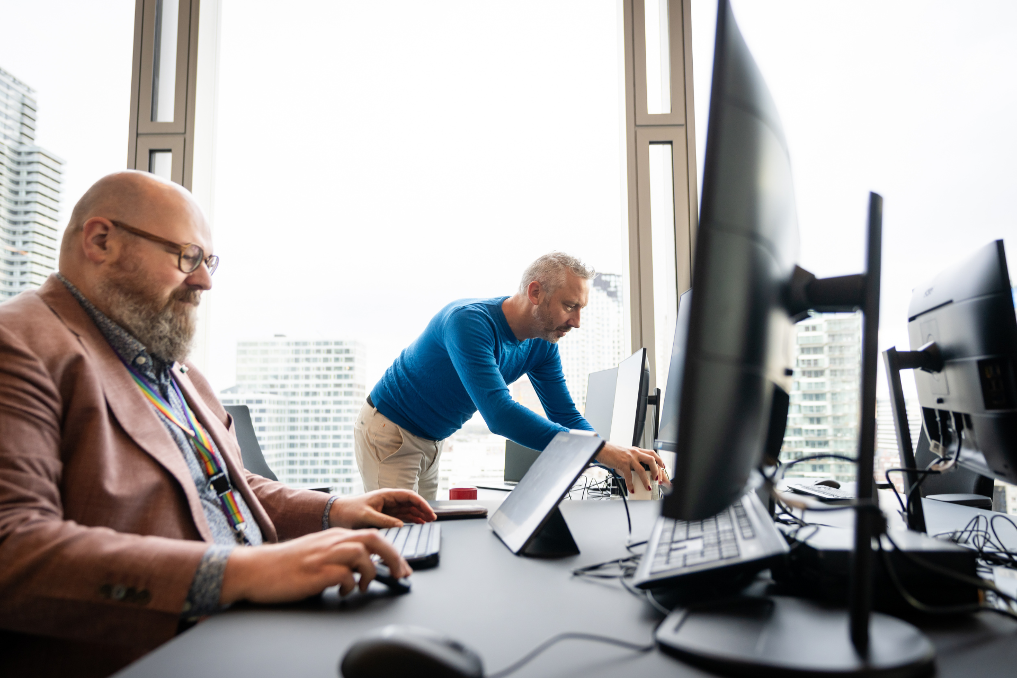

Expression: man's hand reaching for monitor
xmin=596 ymin=442 xmax=668 ymax=493
xmin=219 ymin=528 xmax=411 ymax=604
xmin=329 ymin=488 xmax=437 ymax=529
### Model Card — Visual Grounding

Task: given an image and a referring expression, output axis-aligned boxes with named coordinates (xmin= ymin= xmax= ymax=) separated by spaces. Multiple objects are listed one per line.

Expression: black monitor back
xmin=908 ymin=240 xmax=1017 ymax=484
xmin=663 ymin=0 xmax=797 ymax=522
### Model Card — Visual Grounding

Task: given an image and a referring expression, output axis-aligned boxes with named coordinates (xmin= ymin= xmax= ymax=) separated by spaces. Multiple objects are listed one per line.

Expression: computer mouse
xmin=815 ymin=479 xmax=841 ymax=489
xmin=340 ymin=624 xmax=484 ymax=678
xmin=370 ymin=562 xmax=411 ymax=594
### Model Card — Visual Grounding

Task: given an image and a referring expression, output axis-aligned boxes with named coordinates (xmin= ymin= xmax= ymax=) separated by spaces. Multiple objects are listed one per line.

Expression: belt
xmin=367 ymin=394 xmax=375 ymax=408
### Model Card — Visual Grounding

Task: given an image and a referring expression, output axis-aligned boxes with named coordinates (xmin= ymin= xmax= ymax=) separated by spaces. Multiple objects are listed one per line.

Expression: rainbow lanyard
xmin=123 ymin=361 xmax=248 ymax=543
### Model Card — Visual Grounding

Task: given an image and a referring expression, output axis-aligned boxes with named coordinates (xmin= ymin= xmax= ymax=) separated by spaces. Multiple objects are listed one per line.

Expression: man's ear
xmin=526 ymin=280 xmax=543 ymax=306
xmin=80 ymin=218 xmax=115 ymax=264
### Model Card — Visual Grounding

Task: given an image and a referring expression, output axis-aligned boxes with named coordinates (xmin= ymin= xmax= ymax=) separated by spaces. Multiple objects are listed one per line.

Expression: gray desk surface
xmin=115 ymin=498 xmax=1017 ymax=678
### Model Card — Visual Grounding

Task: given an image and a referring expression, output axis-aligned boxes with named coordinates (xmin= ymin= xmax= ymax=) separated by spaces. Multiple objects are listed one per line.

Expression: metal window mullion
xmin=633 ymin=0 xmax=685 ymax=127
xmin=137 ymin=0 xmax=191 ymax=134
xmin=624 ymin=0 xmax=697 ymax=385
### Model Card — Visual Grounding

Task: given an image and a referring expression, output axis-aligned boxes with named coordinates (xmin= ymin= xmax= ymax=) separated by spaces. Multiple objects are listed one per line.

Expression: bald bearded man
xmin=0 ymin=171 xmax=435 ymax=677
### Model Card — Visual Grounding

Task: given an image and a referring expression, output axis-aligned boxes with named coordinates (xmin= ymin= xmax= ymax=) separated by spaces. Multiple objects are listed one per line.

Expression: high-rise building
xmin=0 ymin=67 xmax=63 ymax=299
xmin=781 ymin=312 xmax=862 ymax=483
xmin=557 ymin=272 xmax=626 ymax=413
xmin=219 ymin=338 xmax=366 ymax=494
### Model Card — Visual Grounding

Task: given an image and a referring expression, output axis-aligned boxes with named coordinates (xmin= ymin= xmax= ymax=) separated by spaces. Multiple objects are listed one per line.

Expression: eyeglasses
xmin=109 ymin=219 xmax=219 ymax=275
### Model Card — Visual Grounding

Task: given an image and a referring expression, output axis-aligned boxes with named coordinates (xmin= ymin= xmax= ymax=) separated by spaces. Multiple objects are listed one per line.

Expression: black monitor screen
xmin=662 ymin=0 xmax=797 ymax=521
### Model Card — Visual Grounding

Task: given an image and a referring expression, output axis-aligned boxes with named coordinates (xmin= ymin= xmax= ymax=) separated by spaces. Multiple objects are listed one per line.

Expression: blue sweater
xmin=370 ymin=297 xmax=594 ymax=450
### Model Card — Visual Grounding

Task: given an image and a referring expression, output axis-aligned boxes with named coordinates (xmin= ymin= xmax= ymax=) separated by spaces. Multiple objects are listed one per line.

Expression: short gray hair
xmin=518 ymin=252 xmax=596 ymax=295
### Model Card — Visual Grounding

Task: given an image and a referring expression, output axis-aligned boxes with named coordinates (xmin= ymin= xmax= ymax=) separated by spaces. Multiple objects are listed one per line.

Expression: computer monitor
xmin=661 ymin=0 xmax=798 ymax=522
xmin=907 ymin=240 xmax=1017 ymax=484
xmin=654 ymin=289 xmax=693 ymax=454
xmin=583 ymin=366 xmax=618 ymax=439
xmin=608 ymin=348 xmax=650 ymax=448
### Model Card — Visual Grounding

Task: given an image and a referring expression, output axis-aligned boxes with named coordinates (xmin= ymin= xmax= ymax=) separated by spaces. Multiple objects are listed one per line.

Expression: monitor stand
xmin=882 ymin=344 xmax=943 ymax=532
xmin=655 ymin=595 xmax=935 ymax=677
xmin=521 ymin=506 xmax=580 ymax=557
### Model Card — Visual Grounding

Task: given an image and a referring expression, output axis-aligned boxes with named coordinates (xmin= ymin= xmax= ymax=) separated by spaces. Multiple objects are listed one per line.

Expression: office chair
xmin=913 ymin=427 xmax=995 ymax=510
xmin=225 ymin=405 xmax=331 ymax=493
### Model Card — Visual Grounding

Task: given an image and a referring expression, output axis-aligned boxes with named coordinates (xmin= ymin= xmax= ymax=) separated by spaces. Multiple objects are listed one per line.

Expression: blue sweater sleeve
xmin=527 ymin=346 xmax=595 ymax=433
xmin=444 ymin=309 xmax=568 ymax=451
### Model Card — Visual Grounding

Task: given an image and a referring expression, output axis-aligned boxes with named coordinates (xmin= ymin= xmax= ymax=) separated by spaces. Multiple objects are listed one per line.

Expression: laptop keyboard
xmin=377 ymin=523 xmax=441 ymax=568
xmin=649 ymin=500 xmax=754 ymax=574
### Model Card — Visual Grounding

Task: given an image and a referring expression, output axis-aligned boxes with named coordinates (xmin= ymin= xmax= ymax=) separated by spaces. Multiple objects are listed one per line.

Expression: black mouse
xmin=370 ymin=562 xmax=411 ymax=594
xmin=340 ymin=624 xmax=483 ymax=678
xmin=815 ymin=479 xmax=841 ymax=489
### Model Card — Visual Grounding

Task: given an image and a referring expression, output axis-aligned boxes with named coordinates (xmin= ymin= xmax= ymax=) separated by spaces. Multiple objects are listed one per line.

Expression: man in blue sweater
xmin=355 ymin=253 xmax=665 ymax=500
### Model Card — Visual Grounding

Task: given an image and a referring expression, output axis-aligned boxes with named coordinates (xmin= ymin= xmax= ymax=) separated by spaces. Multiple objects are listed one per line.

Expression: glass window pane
xmin=644 ymin=0 xmax=671 ymax=115
xmin=148 ymin=150 xmax=172 ymax=179
xmin=208 ymin=1 xmax=628 ymax=494
xmin=0 ymin=2 xmax=134 ymax=300
xmin=648 ymin=143 xmax=677 ymax=401
xmin=151 ymin=0 xmax=179 ymax=122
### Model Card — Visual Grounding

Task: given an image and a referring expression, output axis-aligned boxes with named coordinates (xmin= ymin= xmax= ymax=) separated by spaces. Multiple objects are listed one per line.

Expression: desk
xmin=115 ymin=499 xmax=1017 ymax=678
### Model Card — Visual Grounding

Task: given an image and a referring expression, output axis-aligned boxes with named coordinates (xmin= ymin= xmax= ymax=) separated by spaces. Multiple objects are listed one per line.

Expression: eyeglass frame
xmin=108 ymin=219 xmax=219 ymax=275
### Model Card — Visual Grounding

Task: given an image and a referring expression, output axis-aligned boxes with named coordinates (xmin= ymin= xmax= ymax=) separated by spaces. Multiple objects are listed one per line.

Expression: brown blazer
xmin=0 ymin=275 xmax=332 ymax=676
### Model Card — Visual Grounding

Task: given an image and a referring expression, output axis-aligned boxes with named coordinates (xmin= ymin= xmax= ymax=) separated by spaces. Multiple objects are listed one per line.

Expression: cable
xmin=770 ymin=454 xmax=859 ymax=481
xmin=486 ymin=632 xmax=654 ymax=678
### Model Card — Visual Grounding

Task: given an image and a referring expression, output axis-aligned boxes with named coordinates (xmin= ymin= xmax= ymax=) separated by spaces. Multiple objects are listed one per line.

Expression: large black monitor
xmin=907 ymin=240 xmax=1017 ymax=484
xmin=653 ymin=2 xmax=933 ymax=674
xmin=661 ymin=0 xmax=798 ymax=522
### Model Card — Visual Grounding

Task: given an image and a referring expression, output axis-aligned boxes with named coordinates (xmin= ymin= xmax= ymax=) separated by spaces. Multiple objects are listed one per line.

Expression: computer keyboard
xmin=377 ymin=523 xmax=441 ymax=569
xmin=633 ymin=491 xmax=788 ymax=589
xmin=785 ymin=482 xmax=854 ymax=502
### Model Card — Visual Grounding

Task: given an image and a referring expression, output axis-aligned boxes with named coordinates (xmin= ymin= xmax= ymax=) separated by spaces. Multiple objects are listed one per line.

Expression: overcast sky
xmin=1 ymin=0 xmax=1013 ymax=401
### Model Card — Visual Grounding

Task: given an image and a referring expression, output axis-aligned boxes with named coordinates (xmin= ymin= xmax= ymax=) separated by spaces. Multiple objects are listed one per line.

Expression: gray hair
xmin=518 ymin=252 xmax=596 ymax=295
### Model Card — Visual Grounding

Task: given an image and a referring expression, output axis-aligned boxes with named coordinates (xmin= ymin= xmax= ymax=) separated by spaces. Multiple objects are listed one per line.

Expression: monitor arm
xmin=893 ymin=341 xmax=944 ymax=373
xmin=787 ymin=266 xmax=867 ymax=321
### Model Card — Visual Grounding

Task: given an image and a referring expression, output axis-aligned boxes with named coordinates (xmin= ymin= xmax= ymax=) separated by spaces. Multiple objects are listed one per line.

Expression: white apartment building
xmin=220 ymin=338 xmax=366 ymax=494
xmin=781 ymin=313 xmax=862 ymax=483
xmin=557 ymin=272 xmax=626 ymax=413
xmin=0 ymin=67 xmax=63 ymax=300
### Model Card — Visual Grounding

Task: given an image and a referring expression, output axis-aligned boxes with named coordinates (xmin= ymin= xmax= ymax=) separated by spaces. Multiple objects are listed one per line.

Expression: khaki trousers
xmin=354 ymin=401 xmax=444 ymax=500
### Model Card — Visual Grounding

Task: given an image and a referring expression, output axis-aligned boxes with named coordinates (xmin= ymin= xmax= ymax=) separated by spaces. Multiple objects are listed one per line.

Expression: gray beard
xmin=95 ymin=269 xmax=199 ymax=364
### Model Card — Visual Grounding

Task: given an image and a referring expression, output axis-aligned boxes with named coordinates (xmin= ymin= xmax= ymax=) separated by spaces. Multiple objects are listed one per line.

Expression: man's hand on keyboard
xmin=219 ymin=528 xmax=412 ymax=603
xmin=596 ymin=442 xmax=668 ymax=493
xmin=329 ymin=489 xmax=438 ymax=530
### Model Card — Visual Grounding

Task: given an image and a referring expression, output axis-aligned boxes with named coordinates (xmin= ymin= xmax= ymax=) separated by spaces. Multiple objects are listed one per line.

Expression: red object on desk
xmin=449 ymin=487 xmax=478 ymax=500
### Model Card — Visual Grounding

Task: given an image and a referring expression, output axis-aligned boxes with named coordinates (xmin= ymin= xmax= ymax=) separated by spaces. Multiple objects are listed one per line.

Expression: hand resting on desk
xmin=220 ymin=528 xmax=413 ymax=604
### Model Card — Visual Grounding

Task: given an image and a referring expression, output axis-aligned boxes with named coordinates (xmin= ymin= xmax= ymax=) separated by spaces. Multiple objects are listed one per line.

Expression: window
xmin=694 ymin=2 xmax=1015 ymax=487
xmin=205 ymin=0 xmax=629 ymax=491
